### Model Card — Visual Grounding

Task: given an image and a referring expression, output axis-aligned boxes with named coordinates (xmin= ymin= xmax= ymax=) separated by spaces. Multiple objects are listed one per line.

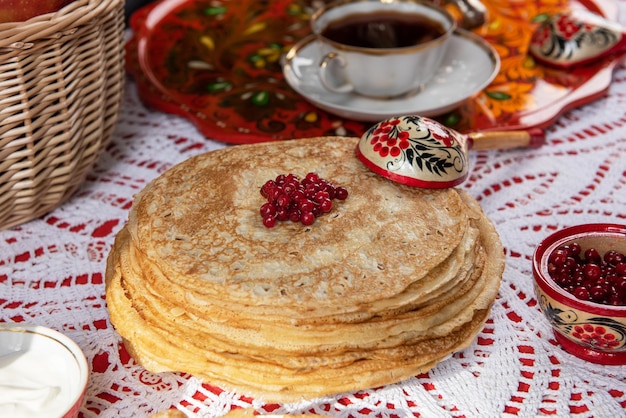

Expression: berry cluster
xmin=259 ymin=172 xmax=348 ymax=228
xmin=547 ymin=243 xmax=626 ymax=306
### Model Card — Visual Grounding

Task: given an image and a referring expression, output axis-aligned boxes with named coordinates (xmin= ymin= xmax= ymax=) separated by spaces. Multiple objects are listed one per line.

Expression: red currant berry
xmin=589 ymin=285 xmax=607 ymax=302
xmin=563 ymin=257 xmax=578 ymax=273
xmin=549 ymin=249 xmax=568 ymax=267
xmin=605 ymin=250 xmax=625 ymax=266
xmin=320 ymin=199 xmax=333 ymax=213
xmin=583 ymin=263 xmax=602 ymax=281
xmin=584 ymin=248 xmax=601 ymax=264
xmin=276 ymin=193 xmax=291 ymax=208
xmin=314 ymin=191 xmax=330 ymax=203
xmin=261 ymin=180 xmax=276 ymax=198
xmin=608 ymin=295 xmax=622 ymax=305
xmin=573 ymin=286 xmax=590 ymax=301
xmin=289 ymin=209 xmax=301 ymax=222
xmin=604 ymin=250 xmax=616 ymax=265
xmin=572 ymin=270 xmax=585 ymax=285
xmin=291 ymin=190 xmax=306 ymax=202
xmin=304 ymin=172 xmax=319 ymax=184
xmin=299 ymin=200 xmax=314 ymax=213
xmin=276 ymin=208 xmax=289 ymax=221
xmin=335 ymin=187 xmax=349 ymax=200
xmin=270 ymin=187 xmax=282 ymax=201
xmin=314 ymin=180 xmax=325 ymax=189
xmin=260 ymin=202 xmax=276 ymax=217
xmin=300 ymin=211 xmax=315 ymax=225
xmin=281 ymin=183 xmax=293 ymax=195
xmin=568 ymin=242 xmax=582 ymax=257
xmin=263 ymin=216 xmax=276 ymax=228
xmin=304 ymin=184 xmax=318 ymax=198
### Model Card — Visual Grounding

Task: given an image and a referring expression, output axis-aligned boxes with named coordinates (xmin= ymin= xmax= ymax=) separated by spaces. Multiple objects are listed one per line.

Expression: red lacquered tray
xmin=126 ymin=0 xmax=621 ymax=144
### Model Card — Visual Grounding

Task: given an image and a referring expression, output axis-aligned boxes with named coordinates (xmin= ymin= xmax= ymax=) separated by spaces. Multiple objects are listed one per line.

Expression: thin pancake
xmin=126 ymin=137 xmax=469 ymax=313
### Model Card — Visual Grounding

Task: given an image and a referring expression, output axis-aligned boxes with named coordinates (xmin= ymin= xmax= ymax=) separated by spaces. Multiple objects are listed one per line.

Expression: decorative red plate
xmin=126 ymin=0 xmax=621 ymax=144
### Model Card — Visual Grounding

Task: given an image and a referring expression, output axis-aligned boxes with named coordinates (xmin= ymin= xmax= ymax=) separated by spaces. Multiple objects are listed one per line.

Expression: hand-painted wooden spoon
xmin=356 ymin=115 xmax=545 ymax=188
xmin=529 ymin=9 xmax=626 ymax=69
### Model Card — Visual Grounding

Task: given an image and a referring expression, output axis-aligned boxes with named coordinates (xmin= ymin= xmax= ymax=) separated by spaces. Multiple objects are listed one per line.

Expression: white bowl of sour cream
xmin=0 ymin=324 xmax=89 ymax=418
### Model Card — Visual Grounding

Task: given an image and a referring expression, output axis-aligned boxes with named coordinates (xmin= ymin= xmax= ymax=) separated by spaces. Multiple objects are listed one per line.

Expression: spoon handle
xmin=468 ymin=129 xmax=545 ymax=151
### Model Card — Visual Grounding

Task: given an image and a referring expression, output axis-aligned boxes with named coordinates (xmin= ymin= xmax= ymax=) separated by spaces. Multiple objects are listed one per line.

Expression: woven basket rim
xmin=0 ymin=0 xmax=123 ymax=47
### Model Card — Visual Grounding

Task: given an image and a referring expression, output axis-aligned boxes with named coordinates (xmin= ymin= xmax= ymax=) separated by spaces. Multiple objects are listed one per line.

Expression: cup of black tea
xmin=311 ymin=0 xmax=456 ymax=98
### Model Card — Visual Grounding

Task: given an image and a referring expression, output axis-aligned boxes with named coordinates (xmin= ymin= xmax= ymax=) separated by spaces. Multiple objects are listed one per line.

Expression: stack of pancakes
xmin=105 ymin=136 xmax=504 ymax=401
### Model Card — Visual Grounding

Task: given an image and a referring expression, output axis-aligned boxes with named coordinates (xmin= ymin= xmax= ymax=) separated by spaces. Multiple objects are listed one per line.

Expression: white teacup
xmin=311 ymin=0 xmax=456 ymax=98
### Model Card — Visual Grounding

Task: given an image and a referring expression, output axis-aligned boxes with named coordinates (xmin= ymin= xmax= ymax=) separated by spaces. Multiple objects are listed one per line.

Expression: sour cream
xmin=0 ymin=325 xmax=88 ymax=418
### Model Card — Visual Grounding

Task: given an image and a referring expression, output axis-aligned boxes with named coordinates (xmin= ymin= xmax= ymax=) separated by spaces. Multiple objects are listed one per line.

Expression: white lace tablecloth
xmin=3 ymin=27 xmax=626 ymax=418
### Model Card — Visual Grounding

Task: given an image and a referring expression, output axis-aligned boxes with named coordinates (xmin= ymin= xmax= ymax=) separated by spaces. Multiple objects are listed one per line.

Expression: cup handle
xmin=319 ymin=52 xmax=354 ymax=94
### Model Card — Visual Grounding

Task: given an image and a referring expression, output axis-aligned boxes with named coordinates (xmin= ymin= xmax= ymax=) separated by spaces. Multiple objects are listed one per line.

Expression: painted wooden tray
xmin=126 ymin=0 xmax=621 ymax=144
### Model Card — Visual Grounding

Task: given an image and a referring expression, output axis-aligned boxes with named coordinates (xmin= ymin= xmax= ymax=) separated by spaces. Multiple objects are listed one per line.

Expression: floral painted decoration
xmin=539 ymin=295 xmax=626 ymax=352
xmin=356 ymin=115 xmax=469 ymax=189
xmin=529 ymin=10 xmax=625 ymax=69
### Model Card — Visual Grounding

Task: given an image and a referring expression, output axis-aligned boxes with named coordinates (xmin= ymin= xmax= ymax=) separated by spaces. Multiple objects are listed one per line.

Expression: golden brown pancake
xmin=106 ymin=136 xmax=504 ymax=401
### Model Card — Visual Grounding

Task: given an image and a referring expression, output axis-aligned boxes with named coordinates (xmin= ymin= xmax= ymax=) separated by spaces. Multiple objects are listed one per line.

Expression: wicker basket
xmin=0 ymin=0 xmax=125 ymax=231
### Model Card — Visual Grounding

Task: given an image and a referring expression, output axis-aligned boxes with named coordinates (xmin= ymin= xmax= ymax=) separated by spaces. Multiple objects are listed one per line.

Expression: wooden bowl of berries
xmin=533 ymin=223 xmax=626 ymax=364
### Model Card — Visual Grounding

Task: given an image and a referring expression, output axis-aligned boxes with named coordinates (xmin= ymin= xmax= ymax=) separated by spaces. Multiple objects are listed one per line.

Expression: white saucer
xmin=283 ymin=30 xmax=500 ymax=122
